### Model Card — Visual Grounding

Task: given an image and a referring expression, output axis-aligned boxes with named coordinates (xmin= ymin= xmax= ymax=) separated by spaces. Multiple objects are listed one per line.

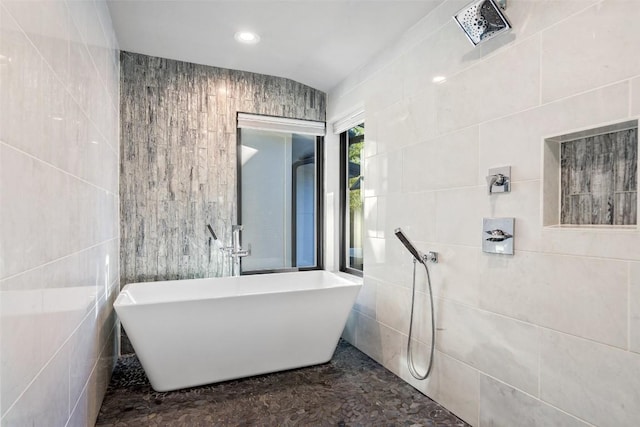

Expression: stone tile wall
xmin=120 ymin=52 xmax=325 ymax=285
xmin=327 ymin=1 xmax=640 ymax=426
xmin=560 ymin=128 xmax=637 ymax=225
xmin=0 ymin=1 xmax=120 ymax=424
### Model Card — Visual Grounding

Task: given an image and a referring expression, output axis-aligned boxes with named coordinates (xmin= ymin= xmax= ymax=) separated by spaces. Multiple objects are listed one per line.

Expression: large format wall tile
xmin=328 ymin=0 xmax=640 ymax=425
xmin=364 ymin=60 xmax=404 ymax=117
xmin=403 ymin=344 xmax=480 ymax=426
xmin=1 ymin=343 xmax=70 ymax=426
xmin=540 ymin=227 xmax=640 ymax=261
xmin=488 ymin=0 xmax=598 ymax=45
xmin=479 ymin=82 xmax=630 ymax=183
xmin=376 ymin=280 xmax=412 ymax=333
xmin=541 ymin=1 xmax=640 ymax=103
xmin=632 ymin=77 xmax=640 ymax=116
xmin=436 ymin=36 xmax=540 ymax=135
xmin=0 ymin=144 xmax=117 ymax=278
xmin=540 ymin=330 xmax=640 ymax=427
xmin=434 ymin=186 xmax=485 ymax=247
xmin=479 ymin=375 xmax=588 ymax=427
xmin=434 ymin=181 xmax=541 ymax=251
xmin=377 ymin=99 xmax=416 ymax=153
xmin=428 ymin=244 xmax=480 ymax=308
xmin=436 ymin=300 xmax=539 ymax=395
xmin=364 ymin=195 xmax=382 ymax=238
xmin=0 ymin=0 xmax=119 ymax=424
xmin=363 ymin=150 xmax=403 ymax=197
xmin=119 ymin=52 xmax=325 ymax=284
xmin=355 ymin=310 xmax=404 ymax=370
xmin=0 ymin=239 xmax=118 ymax=412
xmin=383 ymin=191 xmax=437 ymax=242
xmin=479 ymin=251 xmax=628 ymax=349
xmin=631 ymin=262 xmax=640 ymax=354
xmin=352 ymin=276 xmax=378 ymax=319
xmin=402 ymin=126 xmax=479 ymax=192
xmin=401 ymin=85 xmax=440 ymax=147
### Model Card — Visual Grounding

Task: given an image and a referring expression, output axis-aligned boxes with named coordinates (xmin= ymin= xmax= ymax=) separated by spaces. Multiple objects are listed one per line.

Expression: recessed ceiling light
xmin=234 ymin=31 xmax=260 ymax=45
xmin=432 ymin=75 xmax=447 ymax=84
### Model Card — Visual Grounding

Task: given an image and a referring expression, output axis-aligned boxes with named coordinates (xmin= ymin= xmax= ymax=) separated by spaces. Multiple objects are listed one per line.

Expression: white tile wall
xmin=428 ymin=244 xmax=480 ymax=307
xmin=478 ymin=251 xmax=628 ymax=349
xmin=632 ymin=77 xmax=640 ymax=117
xmin=401 ymin=85 xmax=441 ymax=146
xmin=630 ymin=262 xmax=640 ymax=354
xmin=540 ymin=1 xmax=640 ymax=103
xmin=436 ymin=35 xmax=540 ymax=135
xmin=402 ymin=126 xmax=479 ymax=192
xmin=329 ymin=0 xmax=640 ymax=425
xmin=479 ymin=81 xmax=630 ymax=183
xmin=404 ymin=343 xmax=480 ymax=426
xmin=479 ymin=375 xmax=588 ymax=427
xmin=540 ymin=330 xmax=640 ymax=427
xmin=0 ymin=0 xmax=119 ymax=424
xmin=384 ymin=191 xmax=437 ymax=242
xmin=376 ymin=280 xmax=412 ymax=333
xmin=436 ymin=300 xmax=539 ymax=395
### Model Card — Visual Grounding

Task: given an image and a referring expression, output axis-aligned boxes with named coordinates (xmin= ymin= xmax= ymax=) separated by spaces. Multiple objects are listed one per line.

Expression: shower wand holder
xmin=422 ymin=252 xmax=438 ymax=263
xmin=413 ymin=252 xmax=438 ymax=264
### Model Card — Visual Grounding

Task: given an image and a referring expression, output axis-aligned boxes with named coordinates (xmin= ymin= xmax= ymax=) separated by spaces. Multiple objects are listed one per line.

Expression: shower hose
xmin=407 ymin=257 xmax=435 ymax=380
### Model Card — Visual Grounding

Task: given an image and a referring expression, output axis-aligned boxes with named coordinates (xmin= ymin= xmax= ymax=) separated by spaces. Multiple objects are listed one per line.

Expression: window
xmin=238 ymin=113 xmax=324 ymax=274
xmin=340 ymin=123 xmax=364 ymax=275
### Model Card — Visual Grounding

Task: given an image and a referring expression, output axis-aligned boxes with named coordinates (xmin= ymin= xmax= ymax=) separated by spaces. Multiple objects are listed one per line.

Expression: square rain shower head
xmin=454 ymin=0 xmax=511 ymax=46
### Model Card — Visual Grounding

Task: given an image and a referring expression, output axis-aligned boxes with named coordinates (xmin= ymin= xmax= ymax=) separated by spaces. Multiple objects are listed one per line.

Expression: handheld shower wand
xmin=394 ymin=227 xmax=437 ymax=380
xmin=394 ymin=228 xmax=425 ymax=263
xmin=394 ymin=228 xmax=438 ymax=264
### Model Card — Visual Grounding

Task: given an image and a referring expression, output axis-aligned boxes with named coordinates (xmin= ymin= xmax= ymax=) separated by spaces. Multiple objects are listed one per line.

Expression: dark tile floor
xmin=96 ymin=340 xmax=470 ymax=426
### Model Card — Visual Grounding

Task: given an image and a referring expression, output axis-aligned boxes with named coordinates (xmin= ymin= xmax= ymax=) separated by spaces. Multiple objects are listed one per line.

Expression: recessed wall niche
xmin=543 ymin=120 xmax=638 ymax=227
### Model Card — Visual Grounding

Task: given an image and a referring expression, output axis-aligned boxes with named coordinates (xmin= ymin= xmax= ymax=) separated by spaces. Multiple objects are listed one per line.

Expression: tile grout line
xmin=1 ymin=2 xmax=119 ymax=157
xmin=0 ymin=237 xmax=119 ymax=284
xmin=0 ymin=141 xmax=118 ymax=197
xmin=1 ymin=274 xmax=119 ymax=421
xmin=481 ymin=372 xmax=597 ymax=427
xmin=366 ymin=76 xmax=638 ymax=165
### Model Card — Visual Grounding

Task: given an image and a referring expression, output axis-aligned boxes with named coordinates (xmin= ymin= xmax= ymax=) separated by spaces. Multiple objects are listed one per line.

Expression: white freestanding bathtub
xmin=114 ymin=270 xmax=361 ymax=392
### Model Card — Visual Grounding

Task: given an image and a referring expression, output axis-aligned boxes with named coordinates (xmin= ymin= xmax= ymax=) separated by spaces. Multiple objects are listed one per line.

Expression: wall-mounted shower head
xmin=454 ymin=0 xmax=511 ymax=46
xmin=394 ymin=228 xmax=426 ymax=265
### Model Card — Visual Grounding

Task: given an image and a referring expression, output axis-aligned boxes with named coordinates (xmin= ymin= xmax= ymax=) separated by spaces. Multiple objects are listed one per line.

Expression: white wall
xmin=328 ymin=1 xmax=640 ymax=426
xmin=0 ymin=0 xmax=120 ymax=425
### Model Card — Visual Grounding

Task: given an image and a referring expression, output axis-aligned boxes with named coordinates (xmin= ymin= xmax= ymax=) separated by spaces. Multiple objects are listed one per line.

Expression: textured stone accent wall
xmin=120 ymin=52 xmax=325 ymax=285
xmin=560 ymin=128 xmax=638 ymax=225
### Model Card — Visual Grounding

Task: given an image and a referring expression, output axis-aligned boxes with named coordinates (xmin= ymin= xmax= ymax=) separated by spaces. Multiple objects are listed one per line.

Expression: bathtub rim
xmin=115 ymin=270 xmax=362 ymax=308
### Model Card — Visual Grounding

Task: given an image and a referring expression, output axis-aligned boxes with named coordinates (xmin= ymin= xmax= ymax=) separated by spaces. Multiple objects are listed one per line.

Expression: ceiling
xmin=106 ymin=1 xmax=444 ymax=92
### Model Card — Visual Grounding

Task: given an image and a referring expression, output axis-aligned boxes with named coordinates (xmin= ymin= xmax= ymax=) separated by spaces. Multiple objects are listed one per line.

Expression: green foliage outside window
xmin=348 ymin=125 xmax=364 ymax=211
